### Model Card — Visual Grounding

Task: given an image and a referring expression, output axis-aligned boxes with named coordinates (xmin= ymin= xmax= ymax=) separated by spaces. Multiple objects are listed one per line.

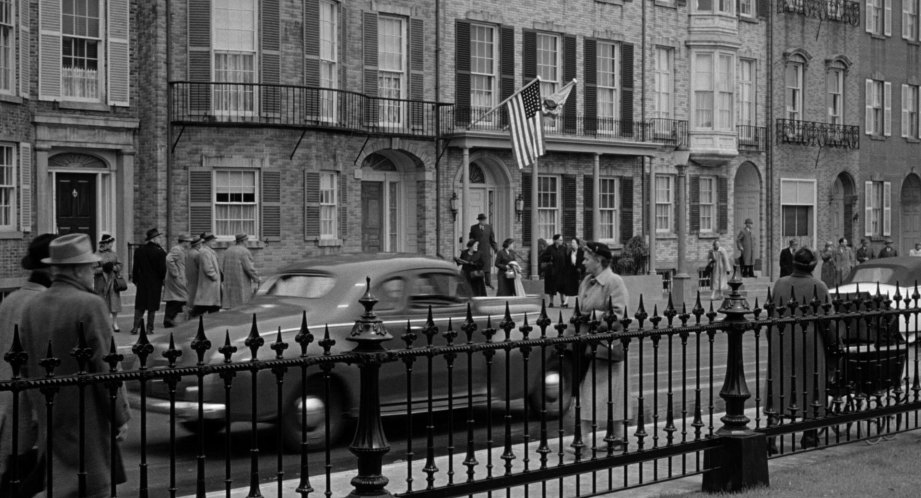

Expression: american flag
xmin=506 ymin=81 xmax=545 ymax=169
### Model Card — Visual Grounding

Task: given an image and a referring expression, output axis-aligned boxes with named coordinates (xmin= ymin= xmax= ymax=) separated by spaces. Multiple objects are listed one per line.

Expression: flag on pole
xmin=506 ymin=81 xmax=545 ymax=170
xmin=542 ymin=79 xmax=576 ymax=116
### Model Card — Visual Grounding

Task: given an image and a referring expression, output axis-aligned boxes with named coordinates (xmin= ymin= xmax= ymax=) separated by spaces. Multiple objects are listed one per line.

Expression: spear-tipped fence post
xmin=346 ymin=277 xmax=393 ymax=498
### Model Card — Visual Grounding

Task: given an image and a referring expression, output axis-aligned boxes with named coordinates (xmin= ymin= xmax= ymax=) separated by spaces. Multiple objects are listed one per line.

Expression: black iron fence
xmin=3 ymin=276 xmax=921 ymax=497
xmin=738 ymin=125 xmax=766 ymax=152
xmin=775 ymin=119 xmax=861 ymax=149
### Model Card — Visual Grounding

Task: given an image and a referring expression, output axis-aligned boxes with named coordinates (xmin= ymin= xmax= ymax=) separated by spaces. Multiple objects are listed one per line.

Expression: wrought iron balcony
xmin=777 ymin=0 xmax=860 ymax=26
xmin=737 ymin=125 xmax=766 ymax=152
xmin=645 ymin=118 xmax=689 ymax=148
xmin=169 ymin=82 xmax=449 ymax=139
xmin=775 ymin=119 xmax=860 ymax=149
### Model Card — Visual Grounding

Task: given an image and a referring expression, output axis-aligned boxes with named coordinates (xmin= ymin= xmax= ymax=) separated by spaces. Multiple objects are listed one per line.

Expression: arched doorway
xmin=902 ymin=174 xmax=921 ymax=250
xmin=49 ymin=152 xmax=114 ymax=248
xmin=830 ymin=173 xmax=856 ymax=245
xmin=733 ymin=162 xmax=762 ymax=271
xmin=452 ymin=157 xmax=513 ymax=254
xmin=360 ymin=150 xmax=423 ymax=253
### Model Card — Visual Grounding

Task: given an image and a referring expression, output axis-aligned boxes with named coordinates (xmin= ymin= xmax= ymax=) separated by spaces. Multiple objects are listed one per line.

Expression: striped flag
xmin=506 ymin=81 xmax=545 ymax=169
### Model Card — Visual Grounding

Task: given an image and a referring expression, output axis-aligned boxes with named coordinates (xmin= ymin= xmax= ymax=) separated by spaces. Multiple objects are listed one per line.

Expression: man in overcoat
xmin=736 ymin=218 xmax=755 ymax=277
xmin=222 ymin=234 xmax=260 ymax=309
xmin=779 ymin=239 xmax=797 ymax=277
xmin=131 ymin=228 xmax=167 ymax=334
xmin=162 ymin=233 xmax=193 ymax=328
xmin=19 ymin=233 xmax=131 ymax=498
xmin=878 ymin=237 xmax=898 ymax=258
xmin=193 ymin=232 xmax=222 ymax=316
xmin=185 ymin=236 xmax=202 ymax=314
xmin=469 ymin=213 xmax=498 ymax=288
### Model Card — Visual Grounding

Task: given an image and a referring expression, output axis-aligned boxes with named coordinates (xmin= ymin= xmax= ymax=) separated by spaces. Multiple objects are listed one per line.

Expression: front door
xmin=362 ymin=181 xmax=384 ymax=252
xmin=56 ymin=173 xmax=97 ymax=245
xmin=457 ymin=188 xmax=490 ymax=245
xmin=902 ymin=175 xmax=921 ymax=251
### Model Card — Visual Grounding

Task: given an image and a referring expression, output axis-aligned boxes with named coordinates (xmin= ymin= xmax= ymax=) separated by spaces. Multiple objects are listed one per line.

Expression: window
xmin=785 ymin=63 xmax=803 ymax=121
xmin=655 ymin=175 xmax=674 ymax=233
xmin=693 ymin=51 xmax=734 ymax=130
xmin=0 ymin=0 xmax=12 ymax=94
xmin=537 ymin=175 xmax=559 ymax=241
xmin=865 ymin=79 xmax=891 ymax=136
xmin=738 ymin=59 xmax=755 ymax=131
xmin=537 ymin=33 xmax=560 ymax=130
xmin=827 ymin=69 xmax=843 ymax=125
xmin=378 ymin=15 xmax=407 ymax=126
xmin=865 ymin=181 xmax=892 ymax=237
xmin=470 ymin=24 xmax=497 ymax=123
xmin=0 ymin=144 xmax=13 ymax=230
xmin=319 ymin=172 xmax=338 ymax=239
xmin=902 ymin=84 xmax=920 ymax=138
xmin=699 ymin=177 xmax=716 ymax=232
xmin=318 ymin=0 xmax=338 ymax=119
xmin=906 ymin=0 xmax=920 ymax=40
xmin=62 ymin=0 xmax=102 ymax=100
xmin=214 ymin=170 xmax=258 ymax=237
xmin=597 ymin=41 xmax=620 ymax=133
xmin=598 ymin=178 xmax=619 ymax=241
xmin=866 ymin=0 xmax=890 ymax=36
xmin=653 ymin=47 xmax=673 ymax=120
xmin=213 ymin=0 xmax=257 ymax=115
xmin=739 ymin=0 xmax=754 ymax=17
xmin=780 ymin=179 xmax=815 ymax=241
xmin=694 ymin=0 xmax=733 ymax=14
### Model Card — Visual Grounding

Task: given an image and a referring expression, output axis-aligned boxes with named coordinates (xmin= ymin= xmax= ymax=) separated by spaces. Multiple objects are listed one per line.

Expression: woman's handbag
xmin=470 ymin=269 xmax=484 ymax=279
xmin=505 ymin=269 xmax=517 ymax=279
xmin=114 ymin=272 xmax=129 ymax=292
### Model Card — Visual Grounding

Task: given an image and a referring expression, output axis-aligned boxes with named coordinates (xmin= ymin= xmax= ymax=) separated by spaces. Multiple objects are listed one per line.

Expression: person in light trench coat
xmin=222 ymin=233 xmax=260 ymax=309
xmin=192 ymin=232 xmax=222 ymax=316
xmin=185 ymin=236 xmax=202 ymax=314
xmin=162 ymin=233 xmax=193 ymax=327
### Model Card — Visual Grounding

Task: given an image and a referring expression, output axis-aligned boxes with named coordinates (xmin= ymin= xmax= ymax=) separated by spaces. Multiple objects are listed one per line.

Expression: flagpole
xmin=466 ymin=76 xmax=542 ymax=130
xmin=530 ymin=156 xmax=539 ymax=280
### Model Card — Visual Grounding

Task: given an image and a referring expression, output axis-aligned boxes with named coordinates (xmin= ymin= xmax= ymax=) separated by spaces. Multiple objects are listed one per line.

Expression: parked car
xmin=834 ymin=256 xmax=921 ymax=345
xmin=128 ymin=254 xmax=573 ymax=449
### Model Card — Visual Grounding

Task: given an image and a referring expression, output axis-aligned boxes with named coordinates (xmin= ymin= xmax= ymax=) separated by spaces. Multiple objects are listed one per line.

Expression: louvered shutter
xmin=522 ymin=172 xmax=532 ymax=245
xmin=689 ymin=175 xmax=700 ymax=233
xmin=584 ymin=39 xmax=597 ymax=136
xmin=902 ymin=84 xmax=910 ymax=137
xmin=717 ymin=176 xmax=728 ymax=233
xmin=189 ymin=170 xmax=213 ymax=235
xmin=883 ymin=181 xmax=892 ymax=236
xmin=261 ymin=0 xmax=280 ymax=115
xmin=19 ymin=143 xmax=32 ymax=232
xmin=304 ymin=171 xmax=320 ymax=240
xmin=304 ymin=0 xmax=320 ymax=119
xmin=867 ymin=0 xmax=875 ymax=33
xmin=454 ymin=21 xmax=471 ymax=126
xmin=620 ymin=176 xmax=633 ymax=244
xmin=562 ymin=175 xmax=576 ymax=237
xmin=562 ymin=35 xmax=577 ymax=134
xmin=188 ymin=0 xmax=212 ymax=113
xmin=885 ymin=0 xmax=892 ymax=36
xmin=106 ymin=0 xmax=130 ymax=106
xmin=884 ymin=81 xmax=892 ymax=136
xmin=338 ymin=172 xmax=348 ymax=239
xmin=261 ymin=170 xmax=281 ymax=241
xmin=866 ymin=79 xmax=874 ymax=135
xmin=522 ymin=30 xmax=536 ymax=84
xmin=904 ymin=0 xmax=912 ymax=39
xmin=363 ymin=12 xmax=379 ymax=124
xmin=621 ymin=43 xmax=634 ymax=137
xmin=19 ymin=0 xmax=29 ymax=97
xmin=38 ymin=0 xmax=61 ymax=101
xmin=583 ymin=175 xmax=594 ymax=241
xmin=409 ymin=18 xmax=424 ymax=128
xmin=499 ymin=25 xmax=515 ymax=127
xmin=865 ymin=181 xmax=873 ymax=236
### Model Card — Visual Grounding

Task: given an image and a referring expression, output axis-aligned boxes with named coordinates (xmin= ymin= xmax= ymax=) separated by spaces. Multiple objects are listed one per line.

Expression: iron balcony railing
xmin=778 ymin=0 xmax=861 ymax=26
xmin=170 ymin=81 xmax=450 ymax=139
xmin=738 ymin=125 xmax=767 ymax=152
xmin=645 ymin=118 xmax=689 ymax=148
xmin=775 ymin=119 xmax=860 ymax=149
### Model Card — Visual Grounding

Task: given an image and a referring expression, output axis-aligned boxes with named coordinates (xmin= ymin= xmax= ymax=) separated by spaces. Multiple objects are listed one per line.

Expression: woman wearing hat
xmin=456 ymin=240 xmax=487 ymax=297
xmin=94 ymin=233 xmax=123 ymax=331
xmin=494 ymin=238 xmax=523 ymax=297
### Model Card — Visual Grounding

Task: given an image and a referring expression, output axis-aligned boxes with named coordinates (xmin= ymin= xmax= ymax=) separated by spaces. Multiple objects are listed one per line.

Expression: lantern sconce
xmin=515 ymin=193 xmax=525 ymax=222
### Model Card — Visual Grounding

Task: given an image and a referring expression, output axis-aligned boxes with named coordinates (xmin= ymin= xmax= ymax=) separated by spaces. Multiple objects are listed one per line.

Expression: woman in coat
xmin=546 ymin=234 xmax=570 ymax=307
xmin=457 ymin=240 xmax=487 ymax=297
xmin=707 ymin=239 xmax=732 ymax=300
xmin=538 ymin=238 xmax=554 ymax=301
xmin=820 ymin=241 xmax=837 ymax=288
xmin=833 ymin=237 xmax=855 ymax=285
xmin=94 ymin=233 xmax=123 ymax=331
xmin=495 ymin=238 xmax=522 ymax=297
xmin=561 ymin=237 xmax=584 ymax=298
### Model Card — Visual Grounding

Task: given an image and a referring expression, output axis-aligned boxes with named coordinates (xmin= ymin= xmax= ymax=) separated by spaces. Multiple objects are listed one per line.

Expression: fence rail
xmin=778 ymin=0 xmax=861 ymax=25
xmin=775 ymin=119 xmax=860 ymax=149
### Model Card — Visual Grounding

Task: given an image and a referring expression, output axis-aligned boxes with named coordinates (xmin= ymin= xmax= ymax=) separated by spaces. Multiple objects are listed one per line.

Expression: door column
xmin=592 ymin=154 xmax=600 ymax=241
xmin=118 ymin=151 xmax=136 ymax=258
xmin=35 ymin=146 xmax=52 ymax=234
xmin=462 ymin=147 xmax=470 ymax=243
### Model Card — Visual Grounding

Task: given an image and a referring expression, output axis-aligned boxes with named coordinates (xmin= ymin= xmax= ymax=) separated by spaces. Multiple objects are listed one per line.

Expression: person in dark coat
xmin=561 ymin=237 xmax=584 ymax=298
xmin=546 ymin=234 xmax=570 ymax=307
xmin=456 ymin=240 xmax=487 ymax=297
xmin=878 ymin=237 xmax=898 ymax=258
xmin=495 ymin=238 xmax=522 ymax=297
xmin=736 ymin=218 xmax=755 ymax=277
xmin=855 ymin=238 xmax=875 ymax=263
xmin=779 ymin=239 xmax=798 ymax=277
xmin=131 ymin=227 xmax=167 ymax=334
xmin=19 ymin=234 xmax=131 ymax=498
xmin=538 ymin=238 xmax=554 ymax=298
xmin=469 ymin=213 xmax=498 ymax=288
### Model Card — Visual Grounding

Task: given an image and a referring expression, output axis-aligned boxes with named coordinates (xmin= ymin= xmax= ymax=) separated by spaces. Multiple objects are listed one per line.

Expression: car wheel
xmin=179 ymin=419 xmax=226 ymax=435
xmin=529 ymin=356 xmax=573 ymax=418
xmin=281 ymin=382 xmax=346 ymax=452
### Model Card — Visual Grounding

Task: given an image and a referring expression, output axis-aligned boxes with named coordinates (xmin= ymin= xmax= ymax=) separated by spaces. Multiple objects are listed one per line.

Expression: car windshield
xmin=848 ymin=267 xmax=896 ymax=286
xmin=256 ymin=274 xmax=336 ymax=298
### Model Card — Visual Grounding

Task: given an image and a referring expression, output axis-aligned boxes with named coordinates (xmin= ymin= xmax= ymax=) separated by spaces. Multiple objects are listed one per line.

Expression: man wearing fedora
xmin=131 ymin=228 xmax=167 ymax=335
xmin=163 ymin=233 xmax=194 ymax=328
xmin=18 ymin=233 xmax=131 ymax=497
xmin=736 ymin=218 xmax=755 ymax=278
xmin=222 ymin=233 xmax=260 ymax=309
xmin=469 ymin=213 xmax=498 ymax=289
xmin=0 ymin=233 xmax=55 ymax=495
xmin=192 ymin=232 xmax=222 ymax=317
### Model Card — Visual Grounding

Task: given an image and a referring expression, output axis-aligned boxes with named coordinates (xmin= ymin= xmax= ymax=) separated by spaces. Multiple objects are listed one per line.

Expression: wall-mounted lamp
xmin=515 ymin=193 xmax=525 ymax=222
xmin=450 ymin=192 xmax=459 ymax=221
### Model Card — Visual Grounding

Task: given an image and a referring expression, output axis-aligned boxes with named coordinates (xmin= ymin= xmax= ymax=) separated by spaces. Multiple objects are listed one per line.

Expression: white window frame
xmin=901 ymin=83 xmax=921 ymax=138
xmin=827 ymin=68 xmax=844 ymax=125
xmin=699 ymin=176 xmax=716 ymax=233
xmin=785 ymin=62 xmax=804 ymax=121
xmin=864 ymin=180 xmax=892 ymax=237
xmin=693 ymin=51 xmax=734 ymax=131
xmin=866 ymin=0 xmax=892 ymax=36
xmin=865 ymin=79 xmax=891 ymax=136
xmin=537 ymin=32 xmax=561 ymax=131
xmin=212 ymin=0 xmax=258 ymax=116
xmin=0 ymin=0 xmax=13 ymax=95
xmin=694 ymin=0 xmax=734 ymax=15
xmin=0 ymin=143 xmax=15 ymax=231
xmin=61 ymin=0 xmax=104 ymax=102
xmin=905 ymin=0 xmax=920 ymax=40
xmin=739 ymin=0 xmax=754 ymax=17
xmin=596 ymin=41 xmax=621 ymax=134
xmin=655 ymin=175 xmax=674 ymax=234
xmin=319 ymin=171 xmax=338 ymax=240
xmin=537 ymin=175 xmax=559 ymax=241
xmin=213 ymin=169 xmax=259 ymax=240
xmin=470 ymin=23 xmax=498 ymax=125
xmin=738 ymin=59 xmax=755 ymax=132
xmin=377 ymin=15 xmax=407 ymax=127
xmin=318 ymin=0 xmax=339 ymax=121
xmin=780 ymin=178 xmax=817 ymax=248
xmin=598 ymin=177 xmax=619 ymax=242
xmin=653 ymin=47 xmax=673 ymax=120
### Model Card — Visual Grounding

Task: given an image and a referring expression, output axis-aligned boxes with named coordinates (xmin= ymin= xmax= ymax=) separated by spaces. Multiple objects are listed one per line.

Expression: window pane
xmin=214 ymin=170 xmax=257 ymax=237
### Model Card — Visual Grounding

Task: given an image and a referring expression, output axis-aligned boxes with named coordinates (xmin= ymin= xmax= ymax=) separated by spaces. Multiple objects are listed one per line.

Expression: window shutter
xmin=621 ymin=43 xmax=634 ymax=137
xmin=620 ymin=176 xmax=633 ymax=244
xmin=363 ymin=11 xmax=379 ymax=124
xmin=865 ymin=181 xmax=873 ymax=236
xmin=19 ymin=143 xmax=32 ymax=232
xmin=583 ymin=175 xmax=594 ymax=241
xmin=865 ymin=79 xmax=874 ymax=135
xmin=454 ymin=21 xmax=471 ymax=126
xmin=904 ymin=1 xmax=911 ymax=39
xmin=583 ymin=39 xmax=597 ymax=136
xmin=717 ymin=176 xmax=728 ymax=234
xmin=689 ymin=175 xmax=700 ymax=233
xmin=188 ymin=0 xmax=212 ymax=113
xmin=883 ymin=181 xmax=892 ymax=236
xmin=189 ymin=170 xmax=213 ymax=235
xmin=522 ymin=30 xmax=536 ymax=83
xmin=304 ymin=0 xmax=320 ymax=117
xmin=38 ymin=0 xmax=61 ymax=101
xmin=867 ymin=0 xmax=875 ymax=33
xmin=522 ymin=172 xmax=532 ymax=245
xmin=884 ymin=81 xmax=892 ymax=136
xmin=499 ymin=25 xmax=515 ymax=127
xmin=19 ymin=0 xmax=30 ymax=98
xmin=106 ymin=0 xmax=130 ymax=106
xmin=338 ymin=173 xmax=348 ymax=239
xmin=917 ymin=86 xmax=921 ymax=138
xmin=562 ymin=35 xmax=577 ymax=134
xmin=409 ymin=18 xmax=424 ymax=128
xmin=304 ymin=171 xmax=320 ymax=240
xmin=562 ymin=175 xmax=576 ymax=237
xmin=885 ymin=0 xmax=892 ymax=36
xmin=260 ymin=170 xmax=281 ymax=241
xmin=902 ymin=84 xmax=910 ymax=137
xmin=261 ymin=0 xmax=281 ymax=115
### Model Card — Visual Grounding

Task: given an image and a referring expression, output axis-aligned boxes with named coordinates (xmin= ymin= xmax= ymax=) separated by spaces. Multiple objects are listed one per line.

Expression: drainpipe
xmin=641 ymin=0 xmax=650 ymax=272
xmin=434 ymin=0 xmax=441 ymax=256
xmin=766 ymin=0 xmax=774 ymax=280
xmin=165 ymin=0 xmax=173 ymax=243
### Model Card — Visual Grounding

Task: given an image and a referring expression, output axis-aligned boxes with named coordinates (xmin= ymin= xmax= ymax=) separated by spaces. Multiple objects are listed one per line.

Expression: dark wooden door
xmin=56 ymin=173 xmax=97 ymax=246
xmin=361 ymin=181 xmax=383 ymax=252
